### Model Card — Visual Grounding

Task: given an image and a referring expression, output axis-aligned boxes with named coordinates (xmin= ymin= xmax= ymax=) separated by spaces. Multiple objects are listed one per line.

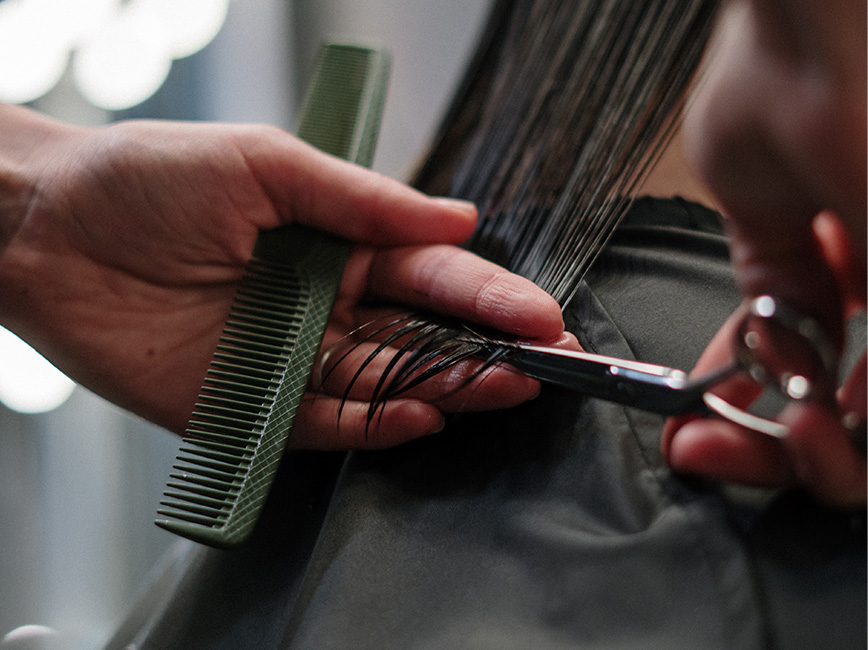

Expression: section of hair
xmin=333 ymin=0 xmax=721 ymax=422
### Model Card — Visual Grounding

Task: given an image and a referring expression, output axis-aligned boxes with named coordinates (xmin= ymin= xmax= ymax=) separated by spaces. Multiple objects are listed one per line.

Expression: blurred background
xmin=0 ymin=0 xmax=491 ymax=647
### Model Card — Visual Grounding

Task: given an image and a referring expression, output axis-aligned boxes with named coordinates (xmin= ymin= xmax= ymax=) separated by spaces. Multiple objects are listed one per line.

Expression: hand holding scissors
xmin=489 ymin=295 xmax=865 ymax=503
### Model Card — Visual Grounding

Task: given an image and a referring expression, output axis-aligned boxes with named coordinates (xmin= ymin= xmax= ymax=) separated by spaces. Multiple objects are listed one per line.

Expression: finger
xmin=662 ymin=309 xmax=763 ymax=456
xmin=364 ymin=245 xmax=565 ymax=340
xmin=240 ymin=130 xmax=479 ymax=245
xmin=289 ymin=394 xmax=444 ymax=450
xmin=666 ymin=418 xmax=796 ymax=487
xmin=813 ymin=211 xmax=867 ymax=315
xmin=779 ymin=352 xmax=867 ymax=505
xmin=781 ymin=401 xmax=867 ymax=506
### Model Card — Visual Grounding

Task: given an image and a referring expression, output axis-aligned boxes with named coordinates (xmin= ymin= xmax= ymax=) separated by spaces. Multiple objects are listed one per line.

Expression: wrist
xmin=0 ymin=163 xmax=30 ymax=254
xmin=0 ymin=104 xmax=74 ymax=241
xmin=0 ymin=107 xmax=40 ymax=251
xmin=0 ymin=105 xmax=77 ymax=328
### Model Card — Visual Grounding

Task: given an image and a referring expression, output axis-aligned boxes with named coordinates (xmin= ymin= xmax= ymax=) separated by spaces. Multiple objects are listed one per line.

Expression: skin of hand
xmin=664 ymin=0 xmax=867 ymax=504
xmin=0 ymin=105 xmax=567 ymax=449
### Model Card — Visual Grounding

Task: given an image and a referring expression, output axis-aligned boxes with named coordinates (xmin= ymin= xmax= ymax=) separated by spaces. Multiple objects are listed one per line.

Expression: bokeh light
xmin=73 ymin=2 xmax=174 ymax=110
xmin=0 ymin=0 xmax=230 ymax=109
xmin=0 ymin=327 xmax=75 ymax=414
xmin=0 ymin=0 xmax=74 ymax=104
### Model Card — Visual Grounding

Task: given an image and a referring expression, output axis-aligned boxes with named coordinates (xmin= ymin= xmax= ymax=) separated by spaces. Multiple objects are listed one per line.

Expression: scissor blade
xmin=493 ymin=342 xmax=708 ymax=416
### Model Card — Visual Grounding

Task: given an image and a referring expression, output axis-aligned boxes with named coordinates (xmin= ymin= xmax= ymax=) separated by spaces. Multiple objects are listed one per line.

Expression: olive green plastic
xmin=155 ymin=44 xmax=391 ymax=547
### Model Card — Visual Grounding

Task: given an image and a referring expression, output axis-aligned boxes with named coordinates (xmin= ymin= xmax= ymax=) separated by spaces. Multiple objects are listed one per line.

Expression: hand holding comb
xmin=155 ymin=43 xmax=390 ymax=547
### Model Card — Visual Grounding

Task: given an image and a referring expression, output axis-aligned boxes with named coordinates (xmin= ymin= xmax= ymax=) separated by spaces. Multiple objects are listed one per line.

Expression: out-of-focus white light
xmin=142 ymin=0 xmax=231 ymax=59
xmin=74 ymin=4 xmax=173 ymax=111
xmin=56 ymin=0 xmax=116 ymax=44
xmin=0 ymin=0 xmax=229 ymax=110
xmin=0 ymin=0 xmax=71 ymax=103
xmin=0 ymin=327 xmax=75 ymax=414
xmin=2 ymin=624 xmax=60 ymax=645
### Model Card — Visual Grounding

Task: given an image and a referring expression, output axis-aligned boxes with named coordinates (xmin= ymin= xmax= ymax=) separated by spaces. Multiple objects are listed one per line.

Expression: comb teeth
xmin=155 ymin=44 xmax=390 ymax=547
xmin=156 ymin=262 xmax=312 ymax=545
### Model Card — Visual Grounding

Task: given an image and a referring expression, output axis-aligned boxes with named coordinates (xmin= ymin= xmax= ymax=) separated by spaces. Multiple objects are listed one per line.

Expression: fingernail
xmin=528 ymin=382 xmax=542 ymax=401
xmin=433 ymin=197 xmax=477 ymax=218
xmin=431 ymin=412 xmax=446 ymax=434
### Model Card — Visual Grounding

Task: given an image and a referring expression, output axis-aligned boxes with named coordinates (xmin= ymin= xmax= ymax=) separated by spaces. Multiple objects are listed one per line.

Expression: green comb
xmin=155 ymin=43 xmax=391 ymax=547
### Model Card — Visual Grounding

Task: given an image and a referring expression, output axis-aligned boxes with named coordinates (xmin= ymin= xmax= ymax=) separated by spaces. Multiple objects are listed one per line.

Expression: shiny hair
xmin=329 ymin=0 xmax=721 ymax=429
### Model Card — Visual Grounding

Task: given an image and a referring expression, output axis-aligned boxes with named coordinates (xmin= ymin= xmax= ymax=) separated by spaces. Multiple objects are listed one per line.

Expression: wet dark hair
xmin=328 ymin=0 xmax=720 ymax=429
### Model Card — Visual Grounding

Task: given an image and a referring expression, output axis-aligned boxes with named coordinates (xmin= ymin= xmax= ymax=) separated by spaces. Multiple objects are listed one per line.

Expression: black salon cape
xmin=105 ymin=198 xmax=866 ymax=650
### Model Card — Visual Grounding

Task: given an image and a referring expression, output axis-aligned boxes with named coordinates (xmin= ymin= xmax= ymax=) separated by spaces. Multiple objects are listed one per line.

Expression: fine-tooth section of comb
xmin=155 ymin=43 xmax=390 ymax=547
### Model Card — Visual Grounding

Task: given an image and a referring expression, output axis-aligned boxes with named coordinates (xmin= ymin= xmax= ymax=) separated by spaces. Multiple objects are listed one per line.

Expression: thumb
xmin=241 ymin=128 xmax=478 ymax=246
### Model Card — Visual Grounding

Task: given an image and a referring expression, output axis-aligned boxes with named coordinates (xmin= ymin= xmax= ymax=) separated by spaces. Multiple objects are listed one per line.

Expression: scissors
xmin=481 ymin=340 xmax=792 ymax=437
xmin=478 ymin=296 xmax=848 ymax=440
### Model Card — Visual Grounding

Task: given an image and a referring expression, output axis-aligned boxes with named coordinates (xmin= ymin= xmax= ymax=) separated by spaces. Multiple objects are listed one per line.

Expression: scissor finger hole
xmin=702 ymin=392 xmax=789 ymax=439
